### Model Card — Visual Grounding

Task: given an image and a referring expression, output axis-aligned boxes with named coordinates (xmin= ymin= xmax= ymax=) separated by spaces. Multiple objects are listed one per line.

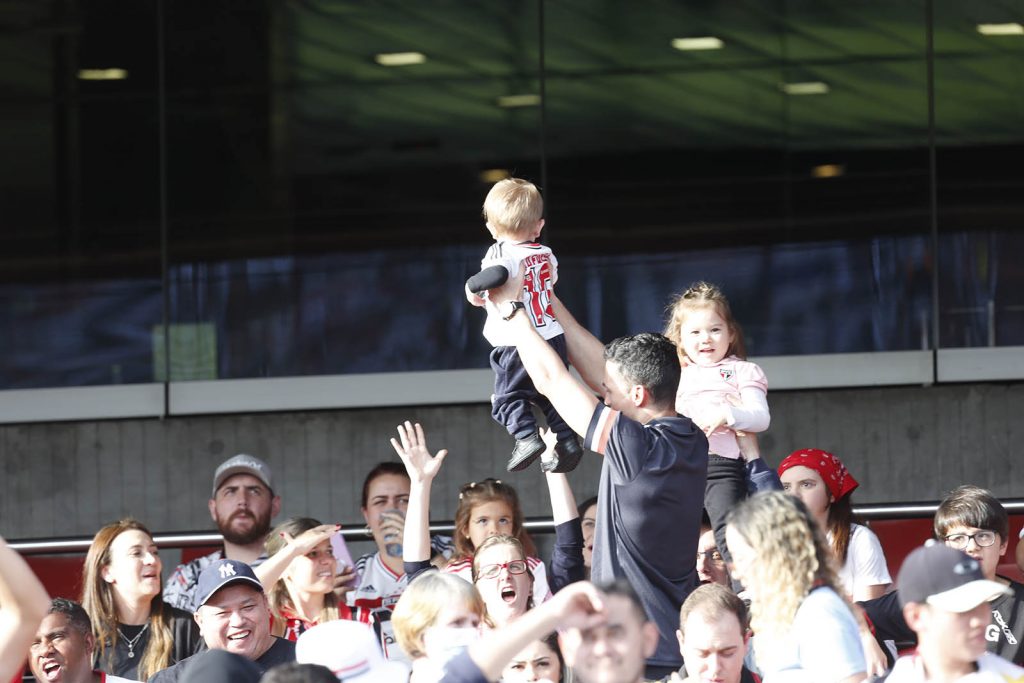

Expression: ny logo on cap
xmin=218 ymin=563 xmax=237 ymax=579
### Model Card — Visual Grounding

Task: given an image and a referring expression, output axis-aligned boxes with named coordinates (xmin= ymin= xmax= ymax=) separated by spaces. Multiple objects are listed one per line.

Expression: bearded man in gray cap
xmin=164 ymin=454 xmax=281 ymax=612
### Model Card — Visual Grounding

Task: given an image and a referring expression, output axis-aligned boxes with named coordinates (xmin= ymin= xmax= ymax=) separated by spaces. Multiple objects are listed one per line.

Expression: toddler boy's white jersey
xmin=481 ymin=240 xmax=563 ymax=346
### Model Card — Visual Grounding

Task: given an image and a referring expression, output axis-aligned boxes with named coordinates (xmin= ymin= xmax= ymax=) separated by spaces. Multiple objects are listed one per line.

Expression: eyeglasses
xmin=477 ymin=560 xmax=528 ymax=580
xmin=696 ymin=549 xmax=724 ymax=564
xmin=944 ymin=531 xmax=997 ymax=550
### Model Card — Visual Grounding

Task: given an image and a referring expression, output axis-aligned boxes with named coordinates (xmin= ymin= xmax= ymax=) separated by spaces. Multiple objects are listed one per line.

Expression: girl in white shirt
xmin=778 ymin=449 xmax=891 ymax=601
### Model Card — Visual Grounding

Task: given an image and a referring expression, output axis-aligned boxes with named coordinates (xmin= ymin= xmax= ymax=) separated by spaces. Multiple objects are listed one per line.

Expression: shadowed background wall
xmin=4 ymin=381 xmax=1020 ymax=545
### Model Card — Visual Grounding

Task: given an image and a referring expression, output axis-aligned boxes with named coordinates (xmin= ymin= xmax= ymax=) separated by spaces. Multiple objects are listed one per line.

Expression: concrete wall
xmin=2 ymin=382 xmax=1021 ymax=543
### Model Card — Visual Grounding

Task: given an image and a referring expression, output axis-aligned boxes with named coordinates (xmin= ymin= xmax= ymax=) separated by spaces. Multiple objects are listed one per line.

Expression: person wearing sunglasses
xmin=860 ymin=485 xmax=1024 ymax=668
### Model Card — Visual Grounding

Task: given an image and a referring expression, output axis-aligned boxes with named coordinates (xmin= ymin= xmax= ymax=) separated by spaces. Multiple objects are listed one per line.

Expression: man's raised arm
xmin=549 ymin=294 xmax=606 ymax=394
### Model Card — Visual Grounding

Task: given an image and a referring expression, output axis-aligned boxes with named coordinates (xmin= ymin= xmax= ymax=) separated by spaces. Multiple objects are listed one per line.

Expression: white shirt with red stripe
xmin=347 ymin=552 xmax=410 ymax=664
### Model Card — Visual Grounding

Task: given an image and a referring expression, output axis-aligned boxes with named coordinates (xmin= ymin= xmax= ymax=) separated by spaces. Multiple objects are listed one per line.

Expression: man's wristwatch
xmin=500 ymin=300 xmax=526 ymax=321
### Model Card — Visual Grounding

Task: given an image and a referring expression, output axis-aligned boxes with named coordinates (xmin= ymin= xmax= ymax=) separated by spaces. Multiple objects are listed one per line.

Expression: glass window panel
xmin=0 ymin=0 xmax=161 ymax=389
xmin=167 ymin=1 xmax=542 ymax=379
xmin=544 ymin=1 xmax=932 ymax=354
xmin=933 ymin=0 xmax=1024 ymax=348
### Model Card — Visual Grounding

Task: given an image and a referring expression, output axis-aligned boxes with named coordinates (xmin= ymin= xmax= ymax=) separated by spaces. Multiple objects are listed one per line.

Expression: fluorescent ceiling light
xmin=480 ymin=169 xmax=511 ymax=183
xmin=374 ymin=51 xmax=427 ymax=66
xmin=977 ymin=23 xmax=1024 ymax=35
xmin=780 ymin=81 xmax=829 ymax=95
xmin=78 ymin=68 xmax=128 ymax=80
xmin=497 ymin=94 xmax=541 ymax=108
xmin=671 ymin=36 xmax=724 ymax=51
xmin=811 ymin=164 xmax=845 ymax=179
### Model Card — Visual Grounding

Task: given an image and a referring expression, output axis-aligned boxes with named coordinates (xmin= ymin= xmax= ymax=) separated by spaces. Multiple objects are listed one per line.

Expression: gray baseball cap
xmin=212 ymin=454 xmax=273 ymax=497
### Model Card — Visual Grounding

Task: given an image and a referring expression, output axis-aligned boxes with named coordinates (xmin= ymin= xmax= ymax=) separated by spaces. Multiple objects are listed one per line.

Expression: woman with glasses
xmin=778 ymin=448 xmax=891 ymax=602
xmin=389 ymin=421 xmax=584 ymax=621
xmin=444 ymin=477 xmax=551 ymax=602
xmin=726 ymin=492 xmax=867 ymax=683
xmin=469 ymin=535 xmax=533 ymax=627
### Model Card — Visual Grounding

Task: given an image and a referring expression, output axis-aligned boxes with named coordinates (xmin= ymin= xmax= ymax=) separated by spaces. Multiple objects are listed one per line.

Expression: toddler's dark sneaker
xmin=506 ymin=432 xmax=545 ymax=472
xmin=542 ymin=436 xmax=584 ymax=473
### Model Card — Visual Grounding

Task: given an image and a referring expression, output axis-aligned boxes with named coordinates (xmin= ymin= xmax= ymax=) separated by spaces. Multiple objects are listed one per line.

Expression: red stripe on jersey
xmin=444 ymin=557 xmax=472 ymax=572
xmin=592 ymin=408 xmax=618 ymax=455
xmin=375 ymin=553 xmax=402 ymax=580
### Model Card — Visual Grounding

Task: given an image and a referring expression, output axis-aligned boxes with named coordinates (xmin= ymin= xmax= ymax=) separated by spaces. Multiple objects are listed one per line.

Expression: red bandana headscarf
xmin=777 ymin=448 xmax=859 ymax=501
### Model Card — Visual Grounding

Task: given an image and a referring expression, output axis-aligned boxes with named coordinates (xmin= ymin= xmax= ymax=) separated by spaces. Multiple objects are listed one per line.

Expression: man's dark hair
xmin=934 ymin=485 xmax=1008 ymax=541
xmin=603 ymin=333 xmax=680 ymax=408
xmin=678 ymin=583 xmax=749 ymax=637
xmin=48 ymin=598 xmax=93 ymax=636
xmin=260 ymin=663 xmax=337 ymax=683
xmin=595 ymin=578 xmax=650 ymax=624
xmin=360 ymin=461 xmax=409 ymax=508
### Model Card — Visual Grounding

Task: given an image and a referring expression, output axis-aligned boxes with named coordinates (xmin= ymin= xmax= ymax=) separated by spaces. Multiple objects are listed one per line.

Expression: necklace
xmin=117 ymin=623 xmax=149 ymax=659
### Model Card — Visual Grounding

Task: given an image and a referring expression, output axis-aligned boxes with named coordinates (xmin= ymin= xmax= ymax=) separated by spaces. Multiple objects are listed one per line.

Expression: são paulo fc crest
xmin=719 ymin=368 xmax=734 ymax=381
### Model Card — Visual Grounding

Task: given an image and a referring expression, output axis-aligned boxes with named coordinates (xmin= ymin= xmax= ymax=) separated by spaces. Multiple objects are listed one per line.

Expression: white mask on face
xmin=422 ymin=626 xmax=480 ymax=665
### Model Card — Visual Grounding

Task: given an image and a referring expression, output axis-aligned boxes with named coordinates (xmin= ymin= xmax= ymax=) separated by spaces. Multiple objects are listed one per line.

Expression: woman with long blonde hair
xmin=81 ymin=519 xmax=202 ymax=681
xmin=725 ymin=492 xmax=867 ymax=683
xmin=256 ymin=517 xmax=352 ymax=640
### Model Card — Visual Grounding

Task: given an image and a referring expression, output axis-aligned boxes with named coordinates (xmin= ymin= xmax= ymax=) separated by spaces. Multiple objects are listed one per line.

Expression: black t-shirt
xmin=585 ymin=404 xmax=708 ymax=669
xmin=98 ymin=606 xmax=204 ymax=680
xmin=988 ymin=577 xmax=1024 ymax=665
xmin=147 ymin=637 xmax=296 ymax=683
xmin=860 ymin=590 xmax=914 ymax=666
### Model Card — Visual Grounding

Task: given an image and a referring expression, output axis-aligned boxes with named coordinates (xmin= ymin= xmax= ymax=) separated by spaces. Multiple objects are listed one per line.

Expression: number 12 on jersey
xmin=521 ymin=256 xmax=554 ymax=328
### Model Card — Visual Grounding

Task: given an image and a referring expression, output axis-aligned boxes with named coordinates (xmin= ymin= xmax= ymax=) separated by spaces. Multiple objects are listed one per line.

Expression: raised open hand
xmin=390 ymin=421 xmax=448 ymax=484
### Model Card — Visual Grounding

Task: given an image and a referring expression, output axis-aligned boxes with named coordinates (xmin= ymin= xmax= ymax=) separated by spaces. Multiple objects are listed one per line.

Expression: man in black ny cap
xmin=148 ymin=559 xmax=295 ymax=683
xmin=882 ymin=543 xmax=1023 ymax=682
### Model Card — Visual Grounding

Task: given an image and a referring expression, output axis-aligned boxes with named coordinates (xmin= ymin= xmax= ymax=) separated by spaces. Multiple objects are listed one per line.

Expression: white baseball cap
xmin=296 ymin=620 xmax=409 ymax=683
